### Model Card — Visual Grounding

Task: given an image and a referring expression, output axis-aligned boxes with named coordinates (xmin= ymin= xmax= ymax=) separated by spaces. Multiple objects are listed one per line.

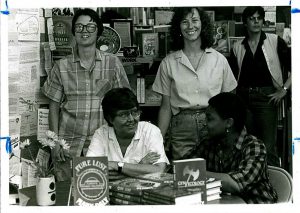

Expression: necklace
xmin=185 ymin=51 xmax=205 ymax=71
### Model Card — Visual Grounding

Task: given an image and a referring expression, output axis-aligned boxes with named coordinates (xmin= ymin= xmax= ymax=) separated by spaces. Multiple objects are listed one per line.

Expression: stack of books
xmin=142 ymin=185 xmax=205 ymax=205
xmin=206 ymin=178 xmax=222 ymax=202
xmin=109 ymin=177 xmax=162 ymax=205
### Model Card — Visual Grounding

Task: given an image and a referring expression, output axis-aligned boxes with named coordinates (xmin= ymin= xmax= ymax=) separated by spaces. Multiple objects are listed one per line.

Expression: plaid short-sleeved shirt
xmin=42 ymin=48 xmax=130 ymax=156
xmin=188 ymin=128 xmax=278 ymax=204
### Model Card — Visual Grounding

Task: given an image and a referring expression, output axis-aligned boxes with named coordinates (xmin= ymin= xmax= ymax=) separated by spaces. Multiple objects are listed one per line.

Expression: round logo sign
xmin=77 ymin=168 xmax=107 ymax=201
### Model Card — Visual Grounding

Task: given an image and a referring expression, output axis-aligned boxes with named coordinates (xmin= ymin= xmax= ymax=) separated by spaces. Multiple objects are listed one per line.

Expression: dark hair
xmin=102 ymin=88 xmax=139 ymax=126
xmin=72 ymin=8 xmax=104 ymax=38
xmin=208 ymin=92 xmax=246 ymax=132
xmin=170 ymin=7 xmax=214 ymax=51
xmin=242 ymin=6 xmax=265 ymax=25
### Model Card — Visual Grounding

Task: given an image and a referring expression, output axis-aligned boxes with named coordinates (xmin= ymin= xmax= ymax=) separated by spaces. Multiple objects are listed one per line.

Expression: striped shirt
xmin=187 ymin=128 xmax=278 ymax=203
xmin=42 ymin=48 xmax=130 ymax=156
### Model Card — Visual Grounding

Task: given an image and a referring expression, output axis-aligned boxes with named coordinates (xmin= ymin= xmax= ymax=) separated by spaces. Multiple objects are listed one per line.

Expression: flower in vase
xmin=14 ymin=139 xmax=54 ymax=178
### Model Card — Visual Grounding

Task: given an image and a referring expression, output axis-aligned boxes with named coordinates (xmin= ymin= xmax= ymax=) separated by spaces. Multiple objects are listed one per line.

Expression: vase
xmin=36 ymin=175 xmax=56 ymax=206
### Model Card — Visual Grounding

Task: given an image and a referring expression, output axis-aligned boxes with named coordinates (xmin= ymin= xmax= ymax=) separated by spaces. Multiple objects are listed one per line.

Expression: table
xmin=18 ymin=181 xmax=246 ymax=206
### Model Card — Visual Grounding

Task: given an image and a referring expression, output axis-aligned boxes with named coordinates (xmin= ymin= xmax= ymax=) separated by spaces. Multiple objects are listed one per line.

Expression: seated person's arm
xmin=109 ymin=160 xmax=166 ymax=177
xmin=209 ymin=139 xmax=267 ymax=195
xmin=206 ymin=171 xmax=240 ymax=194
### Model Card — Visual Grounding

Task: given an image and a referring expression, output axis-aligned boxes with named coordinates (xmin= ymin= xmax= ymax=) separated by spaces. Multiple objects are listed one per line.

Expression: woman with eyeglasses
xmin=42 ymin=8 xmax=130 ymax=181
xmin=86 ymin=88 xmax=169 ymax=176
xmin=229 ymin=6 xmax=291 ymax=166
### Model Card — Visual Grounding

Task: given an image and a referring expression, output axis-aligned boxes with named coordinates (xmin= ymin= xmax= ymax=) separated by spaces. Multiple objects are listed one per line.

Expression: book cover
xmin=142 ymin=33 xmax=159 ymax=58
xmin=143 ymin=184 xmax=205 ymax=204
xmin=109 ymin=177 xmax=162 ymax=196
xmin=212 ymin=20 xmax=230 ymax=53
xmin=136 ymin=172 xmax=173 ymax=184
xmin=173 ymin=158 xmax=206 ymax=189
xmin=73 ymin=157 xmax=109 ymax=206
xmin=52 ymin=16 xmax=74 ymax=48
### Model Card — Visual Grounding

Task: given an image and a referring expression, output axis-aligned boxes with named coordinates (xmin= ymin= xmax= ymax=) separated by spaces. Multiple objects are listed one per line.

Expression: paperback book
xmin=72 ymin=157 xmax=109 ymax=206
xmin=142 ymin=184 xmax=206 ymax=204
xmin=136 ymin=172 xmax=173 ymax=184
xmin=109 ymin=177 xmax=162 ymax=196
xmin=173 ymin=158 xmax=206 ymax=189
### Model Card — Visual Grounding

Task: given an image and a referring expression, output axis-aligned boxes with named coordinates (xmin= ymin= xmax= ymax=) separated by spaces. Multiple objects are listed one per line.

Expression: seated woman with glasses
xmin=184 ymin=92 xmax=278 ymax=203
xmin=86 ymin=88 xmax=170 ymax=176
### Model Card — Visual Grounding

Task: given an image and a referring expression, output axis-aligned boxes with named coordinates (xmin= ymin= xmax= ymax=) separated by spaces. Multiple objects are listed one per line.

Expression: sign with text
xmin=73 ymin=157 xmax=109 ymax=206
xmin=37 ymin=108 xmax=49 ymax=141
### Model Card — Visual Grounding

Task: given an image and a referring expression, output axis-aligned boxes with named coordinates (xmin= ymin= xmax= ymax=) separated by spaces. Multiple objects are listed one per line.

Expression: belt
xmin=178 ymin=107 xmax=206 ymax=114
xmin=238 ymin=86 xmax=275 ymax=94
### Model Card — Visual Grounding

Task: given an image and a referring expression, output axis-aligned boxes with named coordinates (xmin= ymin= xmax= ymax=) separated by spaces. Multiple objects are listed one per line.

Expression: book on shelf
xmin=145 ymin=75 xmax=162 ymax=105
xmin=72 ymin=157 xmax=109 ymax=206
xmin=142 ymin=184 xmax=206 ymax=205
xmin=136 ymin=172 xmax=173 ymax=184
xmin=173 ymin=158 xmax=206 ymax=190
xmin=136 ymin=75 xmax=145 ymax=104
xmin=142 ymin=33 xmax=159 ymax=58
xmin=109 ymin=177 xmax=162 ymax=196
xmin=52 ymin=16 xmax=74 ymax=47
xmin=212 ymin=20 xmax=235 ymax=53
xmin=140 ymin=76 xmax=145 ymax=103
xmin=154 ymin=10 xmax=174 ymax=25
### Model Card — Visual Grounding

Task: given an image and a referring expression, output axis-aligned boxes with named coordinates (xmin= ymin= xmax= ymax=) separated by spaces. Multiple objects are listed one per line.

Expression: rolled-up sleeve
xmin=146 ymin=126 xmax=170 ymax=165
xmin=152 ymin=59 xmax=171 ymax=96
xmin=112 ymin=56 xmax=131 ymax=89
xmin=228 ymin=140 xmax=266 ymax=191
xmin=221 ymin=58 xmax=237 ymax=92
xmin=42 ymin=62 xmax=64 ymax=103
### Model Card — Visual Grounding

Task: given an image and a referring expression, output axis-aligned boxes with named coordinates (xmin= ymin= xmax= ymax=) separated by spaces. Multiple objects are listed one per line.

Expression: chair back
xmin=268 ymin=165 xmax=293 ymax=203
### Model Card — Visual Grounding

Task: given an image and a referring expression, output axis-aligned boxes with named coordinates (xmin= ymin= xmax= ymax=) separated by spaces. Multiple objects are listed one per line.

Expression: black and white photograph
xmin=1 ymin=0 xmax=299 ymax=213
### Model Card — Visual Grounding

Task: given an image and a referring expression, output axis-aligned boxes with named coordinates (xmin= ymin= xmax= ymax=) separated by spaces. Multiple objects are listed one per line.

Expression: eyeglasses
xmin=248 ymin=16 xmax=263 ymax=22
xmin=74 ymin=23 xmax=97 ymax=33
xmin=116 ymin=109 xmax=141 ymax=120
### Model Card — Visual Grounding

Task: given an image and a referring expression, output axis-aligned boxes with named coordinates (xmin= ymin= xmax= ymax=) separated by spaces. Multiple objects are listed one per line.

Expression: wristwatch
xmin=117 ymin=162 xmax=124 ymax=173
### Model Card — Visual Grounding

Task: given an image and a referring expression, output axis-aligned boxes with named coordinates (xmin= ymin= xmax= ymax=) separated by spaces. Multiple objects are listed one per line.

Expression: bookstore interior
xmin=7 ymin=6 xmax=292 ymax=206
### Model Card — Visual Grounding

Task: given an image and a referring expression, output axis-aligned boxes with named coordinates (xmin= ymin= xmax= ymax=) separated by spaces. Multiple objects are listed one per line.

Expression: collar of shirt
xmin=174 ymin=48 xmax=213 ymax=59
xmin=107 ymin=124 xmax=141 ymax=144
xmin=242 ymin=31 xmax=267 ymax=50
xmin=173 ymin=48 xmax=213 ymax=72
xmin=71 ymin=46 xmax=103 ymax=63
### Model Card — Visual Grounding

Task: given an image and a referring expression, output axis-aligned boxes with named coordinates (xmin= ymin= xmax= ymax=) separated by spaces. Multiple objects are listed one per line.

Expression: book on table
xmin=173 ymin=158 xmax=206 ymax=188
xmin=135 ymin=172 xmax=173 ymax=184
xmin=109 ymin=191 xmax=142 ymax=203
xmin=109 ymin=177 xmax=162 ymax=196
xmin=206 ymin=177 xmax=222 ymax=189
xmin=142 ymin=184 xmax=205 ymax=205
xmin=72 ymin=157 xmax=109 ymax=206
